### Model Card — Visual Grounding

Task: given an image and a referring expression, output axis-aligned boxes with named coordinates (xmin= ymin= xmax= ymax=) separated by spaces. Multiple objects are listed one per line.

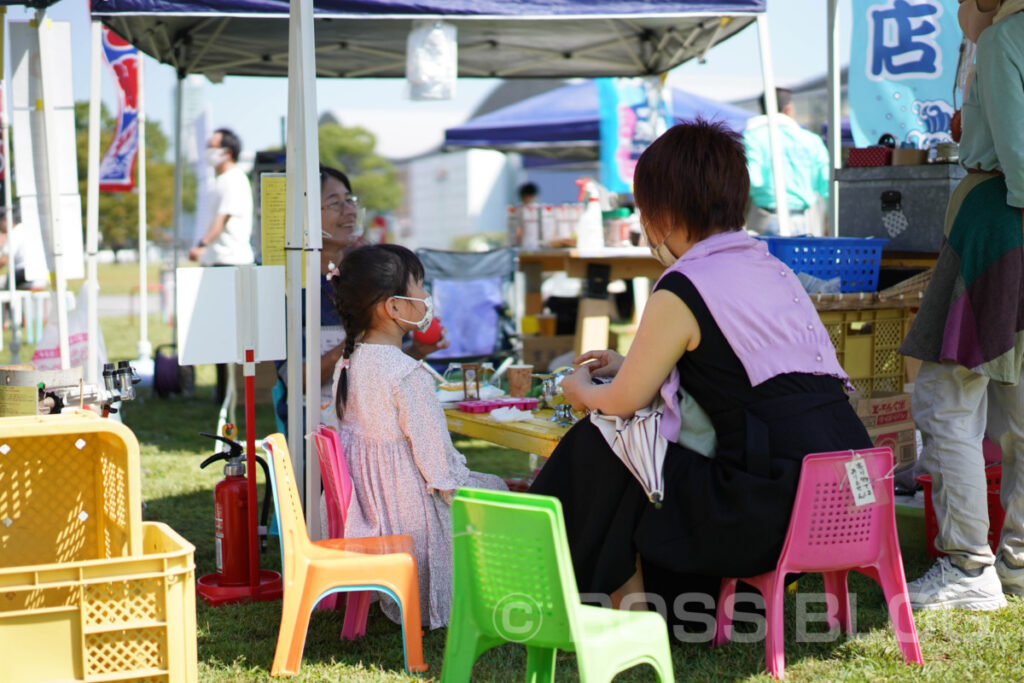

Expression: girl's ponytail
xmin=335 ymin=331 xmax=357 ymax=420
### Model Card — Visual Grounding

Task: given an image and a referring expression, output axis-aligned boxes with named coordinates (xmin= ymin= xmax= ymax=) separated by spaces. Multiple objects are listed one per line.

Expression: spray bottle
xmin=574 ymin=178 xmax=604 ymax=251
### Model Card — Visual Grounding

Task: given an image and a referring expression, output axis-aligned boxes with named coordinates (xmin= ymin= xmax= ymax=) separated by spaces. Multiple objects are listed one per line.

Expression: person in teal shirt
xmin=742 ymin=88 xmax=830 ymax=235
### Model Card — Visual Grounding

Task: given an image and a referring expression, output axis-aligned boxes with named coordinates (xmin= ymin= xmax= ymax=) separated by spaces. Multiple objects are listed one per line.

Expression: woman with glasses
xmin=275 ymin=165 xmax=448 ymax=435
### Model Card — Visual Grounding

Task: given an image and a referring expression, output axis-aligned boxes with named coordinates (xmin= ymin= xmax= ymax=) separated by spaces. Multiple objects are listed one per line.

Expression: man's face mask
xmin=205 ymin=147 xmax=229 ymax=168
xmin=391 ymin=294 xmax=434 ymax=332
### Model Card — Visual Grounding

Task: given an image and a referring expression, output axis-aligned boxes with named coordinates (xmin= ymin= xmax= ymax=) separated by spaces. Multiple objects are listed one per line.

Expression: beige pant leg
xmin=913 ymin=361 xmax=994 ymax=569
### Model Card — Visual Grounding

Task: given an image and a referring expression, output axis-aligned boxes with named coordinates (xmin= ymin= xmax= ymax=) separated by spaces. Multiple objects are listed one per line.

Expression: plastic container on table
xmin=818 ymin=307 xmax=910 ymax=397
xmin=757 ymin=236 xmax=888 ymax=293
xmin=457 ymin=398 xmax=540 ymax=413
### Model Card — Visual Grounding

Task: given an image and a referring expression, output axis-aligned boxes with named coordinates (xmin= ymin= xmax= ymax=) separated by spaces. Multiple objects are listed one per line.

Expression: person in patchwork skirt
xmin=900 ymin=0 xmax=1024 ymax=611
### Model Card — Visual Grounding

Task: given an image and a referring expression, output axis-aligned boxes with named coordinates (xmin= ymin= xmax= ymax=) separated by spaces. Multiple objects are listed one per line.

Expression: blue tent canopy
xmin=445 ymin=80 xmax=756 ymax=159
xmin=92 ymin=0 xmax=765 ymax=79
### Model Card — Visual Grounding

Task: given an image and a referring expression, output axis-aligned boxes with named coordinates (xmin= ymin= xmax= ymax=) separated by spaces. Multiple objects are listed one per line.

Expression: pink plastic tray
xmin=457 ymin=398 xmax=539 ymax=413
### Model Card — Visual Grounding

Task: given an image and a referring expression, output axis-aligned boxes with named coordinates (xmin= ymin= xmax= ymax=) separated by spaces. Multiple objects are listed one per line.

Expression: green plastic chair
xmin=441 ymin=488 xmax=674 ymax=682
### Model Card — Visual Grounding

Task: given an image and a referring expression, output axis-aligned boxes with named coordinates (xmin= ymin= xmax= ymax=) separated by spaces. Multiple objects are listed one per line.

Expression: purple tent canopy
xmin=445 ymin=80 xmax=756 ymax=159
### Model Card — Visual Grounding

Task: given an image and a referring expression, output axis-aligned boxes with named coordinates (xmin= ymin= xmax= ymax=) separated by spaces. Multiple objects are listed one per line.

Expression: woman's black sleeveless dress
xmin=530 ymin=272 xmax=872 ymax=599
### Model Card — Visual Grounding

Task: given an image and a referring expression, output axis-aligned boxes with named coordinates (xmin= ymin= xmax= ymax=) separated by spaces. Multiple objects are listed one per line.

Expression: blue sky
xmin=5 ymin=1 xmax=853 ymax=161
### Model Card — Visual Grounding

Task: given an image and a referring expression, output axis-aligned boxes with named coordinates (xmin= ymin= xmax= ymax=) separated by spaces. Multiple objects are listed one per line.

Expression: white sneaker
xmin=908 ymin=557 xmax=1007 ymax=611
xmin=995 ymin=556 xmax=1024 ymax=596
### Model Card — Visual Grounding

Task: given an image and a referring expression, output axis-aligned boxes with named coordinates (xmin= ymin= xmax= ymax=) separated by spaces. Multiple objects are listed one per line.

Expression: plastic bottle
xmin=505 ymin=206 xmax=519 ymax=246
xmin=574 ymin=178 xmax=604 ymax=251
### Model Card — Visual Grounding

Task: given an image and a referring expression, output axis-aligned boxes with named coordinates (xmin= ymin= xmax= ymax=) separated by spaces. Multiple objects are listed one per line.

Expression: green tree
xmin=73 ymin=101 xmax=196 ymax=253
xmin=317 ymin=123 xmax=401 ymax=210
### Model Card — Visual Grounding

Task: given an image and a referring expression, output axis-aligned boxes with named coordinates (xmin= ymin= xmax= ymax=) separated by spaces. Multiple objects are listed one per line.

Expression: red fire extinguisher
xmin=199 ymin=429 xmax=271 ymax=587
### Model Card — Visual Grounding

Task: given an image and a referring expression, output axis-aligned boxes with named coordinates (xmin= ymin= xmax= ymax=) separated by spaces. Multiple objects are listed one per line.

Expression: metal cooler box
xmin=836 ymin=163 xmax=966 ymax=253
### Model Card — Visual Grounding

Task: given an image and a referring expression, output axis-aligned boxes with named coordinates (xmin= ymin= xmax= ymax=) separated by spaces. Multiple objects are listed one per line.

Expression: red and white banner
xmin=99 ymin=27 xmax=139 ymax=192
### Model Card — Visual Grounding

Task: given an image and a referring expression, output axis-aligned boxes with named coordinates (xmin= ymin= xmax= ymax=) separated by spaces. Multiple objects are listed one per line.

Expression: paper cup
xmin=507 ymin=364 xmax=534 ymax=397
xmin=536 ymin=313 xmax=557 ymax=336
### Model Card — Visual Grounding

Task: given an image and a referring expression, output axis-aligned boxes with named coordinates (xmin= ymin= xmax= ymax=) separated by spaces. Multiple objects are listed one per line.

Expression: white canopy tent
xmin=91 ymin=0 xmax=792 ymax=534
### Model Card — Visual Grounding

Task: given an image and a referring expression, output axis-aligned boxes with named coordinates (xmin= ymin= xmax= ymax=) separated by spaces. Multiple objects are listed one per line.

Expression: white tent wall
xmin=402 ymin=148 xmax=515 ymax=250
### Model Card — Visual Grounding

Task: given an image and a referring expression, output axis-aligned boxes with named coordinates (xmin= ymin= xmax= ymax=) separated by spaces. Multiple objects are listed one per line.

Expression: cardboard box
xmin=891 ymin=149 xmax=928 ymax=166
xmin=234 ymin=360 xmax=280 ymax=405
xmin=867 ymin=420 xmax=918 ymax=471
xmin=852 ymin=391 xmax=912 ymax=428
xmin=521 ymin=334 xmax=575 ymax=372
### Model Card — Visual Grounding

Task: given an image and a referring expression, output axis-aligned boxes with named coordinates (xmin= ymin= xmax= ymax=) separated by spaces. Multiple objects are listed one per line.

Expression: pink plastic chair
xmin=314 ymin=424 xmax=373 ymax=641
xmin=311 ymin=430 xmax=345 ymax=610
xmin=712 ymin=447 xmax=923 ymax=679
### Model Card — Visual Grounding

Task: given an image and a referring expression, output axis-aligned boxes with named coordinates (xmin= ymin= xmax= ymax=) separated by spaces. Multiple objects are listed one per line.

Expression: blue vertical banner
xmin=849 ymin=0 xmax=961 ymax=149
xmin=597 ymin=77 xmax=672 ymax=194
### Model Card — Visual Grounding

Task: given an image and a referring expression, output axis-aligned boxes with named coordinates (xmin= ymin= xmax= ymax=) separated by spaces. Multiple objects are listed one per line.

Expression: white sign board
xmin=9 ymin=21 xmax=85 ymax=280
xmin=177 ymin=265 xmax=287 ymax=365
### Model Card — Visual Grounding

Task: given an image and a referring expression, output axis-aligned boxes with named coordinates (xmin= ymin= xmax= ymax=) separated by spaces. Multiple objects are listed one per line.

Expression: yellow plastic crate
xmin=0 ymin=521 xmax=197 ymax=682
xmin=819 ymin=308 xmax=911 ymax=396
xmin=0 ymin=410 xmax=143 ymax=568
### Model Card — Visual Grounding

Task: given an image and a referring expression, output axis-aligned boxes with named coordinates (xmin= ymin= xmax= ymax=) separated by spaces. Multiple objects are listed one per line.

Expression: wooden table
xmin=519 ymin=248 xmax=661 ymax=355
xmin=445 ymin=407 xmax=569 ymax=458
xmin=519 ymin=247 xmax=661 ymax=315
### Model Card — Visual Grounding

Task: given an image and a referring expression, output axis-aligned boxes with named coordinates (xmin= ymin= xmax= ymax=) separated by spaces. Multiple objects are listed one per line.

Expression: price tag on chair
xmin=845 ymin=457 xmax=876 ymax=507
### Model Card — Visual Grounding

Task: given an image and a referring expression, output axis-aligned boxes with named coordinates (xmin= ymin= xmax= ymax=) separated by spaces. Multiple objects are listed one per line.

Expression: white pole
xmin=172 ymin=75 xmax=183 ymax=344
xmin=35 ymin=11 xmax=69 ymax=369
xmin=756 ymin=15 xmax=791 ymax=237
xmin=85 ymin=21 xmax=102 ymax=386
xmin=137 ymin=54 xmax=150 ymax=360
xmin=827 ymin=0 xmax=841 ymax=237
xmin=1 ymin=8 xmax=21 ymax=364
xmin=284 ymin=60 xmax=303 ymax=502
xmin=285 ymin=0 xmax=324 ymax=537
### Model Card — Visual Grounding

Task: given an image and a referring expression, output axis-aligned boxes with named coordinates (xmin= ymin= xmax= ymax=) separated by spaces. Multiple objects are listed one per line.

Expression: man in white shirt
xmin=188 ymin=128 xmax=254 ymax=266
xmin=188 ymin=128 xmax=254 ymax=402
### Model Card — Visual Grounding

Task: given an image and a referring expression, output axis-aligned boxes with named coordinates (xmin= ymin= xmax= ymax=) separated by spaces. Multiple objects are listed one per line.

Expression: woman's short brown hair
xmin=633 ymin=119 xmax=750 ymax=243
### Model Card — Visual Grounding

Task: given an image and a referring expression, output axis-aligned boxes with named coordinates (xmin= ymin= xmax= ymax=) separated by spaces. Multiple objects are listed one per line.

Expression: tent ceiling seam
xmin=185 ymin=18 xmax=230 ymax=74
xmin=603 ymin=19 xmax=645 ymax=72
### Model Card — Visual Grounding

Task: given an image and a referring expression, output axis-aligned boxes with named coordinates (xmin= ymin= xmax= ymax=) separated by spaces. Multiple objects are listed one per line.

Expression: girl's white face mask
xmin=391 ymin=294 xmax=434 ymax=332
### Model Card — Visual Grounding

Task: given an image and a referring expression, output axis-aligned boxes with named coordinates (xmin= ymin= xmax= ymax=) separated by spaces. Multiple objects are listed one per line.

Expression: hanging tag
xmin=845 ymin=457 xmax=876 ymax=507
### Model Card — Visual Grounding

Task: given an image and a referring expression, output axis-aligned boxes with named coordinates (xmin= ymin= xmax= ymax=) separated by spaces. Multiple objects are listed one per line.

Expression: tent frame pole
xmin=173 ymin=73 xmax=184 ymax=342
xmin=285 ymin=0 xmax=324 ymax=538
xmin=1 ymin=8 xmax=21 ymax=364
xmin=137 ymin=51 xmax=150 ymax=361
xmin=36 ymin=9 xmax=70 ymax=369
xmin=86 ymin=20 xmax=102 ymax=385
xmin=827 ymin=0 xmax=841 ymax=237
xmin=756 ymin=14 xmax=790 ymax=237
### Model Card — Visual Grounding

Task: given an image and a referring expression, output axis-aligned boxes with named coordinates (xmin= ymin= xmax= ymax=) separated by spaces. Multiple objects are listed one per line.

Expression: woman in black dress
xmin=529 ymin=120 xmax=872 ymax=622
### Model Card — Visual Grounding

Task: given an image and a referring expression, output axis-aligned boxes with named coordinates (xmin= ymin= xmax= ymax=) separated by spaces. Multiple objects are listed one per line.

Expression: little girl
xmin=331 ymin=244 xmax=507 ymax=629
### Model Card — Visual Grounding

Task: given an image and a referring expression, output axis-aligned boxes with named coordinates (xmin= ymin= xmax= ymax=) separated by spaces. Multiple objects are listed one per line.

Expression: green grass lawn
xmin=6 ymin=313 xmax=1024 ymax=681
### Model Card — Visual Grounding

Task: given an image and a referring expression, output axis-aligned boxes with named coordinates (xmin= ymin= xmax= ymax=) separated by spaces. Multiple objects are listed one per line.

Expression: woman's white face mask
xmin=391 ymin=294 xmax=434 ymax=332
xmin=649 ymin=231 xmax=677 ymax=267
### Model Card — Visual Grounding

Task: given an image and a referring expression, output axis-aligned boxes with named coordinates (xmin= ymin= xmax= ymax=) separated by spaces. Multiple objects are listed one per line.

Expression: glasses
xmin=322 ymin=195 xmax=359 ymax=213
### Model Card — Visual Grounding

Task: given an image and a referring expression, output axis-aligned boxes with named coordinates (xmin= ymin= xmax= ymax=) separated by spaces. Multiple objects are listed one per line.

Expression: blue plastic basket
xmin=757 ymin=236 xmax=889 ymax=293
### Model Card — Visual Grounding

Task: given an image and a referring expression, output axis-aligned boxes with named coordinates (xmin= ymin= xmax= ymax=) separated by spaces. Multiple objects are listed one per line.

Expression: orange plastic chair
xmin=713 ymin=447 xmax=923 ymax=679
xmin=262 ymin=433 xmax=428 ymax=676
